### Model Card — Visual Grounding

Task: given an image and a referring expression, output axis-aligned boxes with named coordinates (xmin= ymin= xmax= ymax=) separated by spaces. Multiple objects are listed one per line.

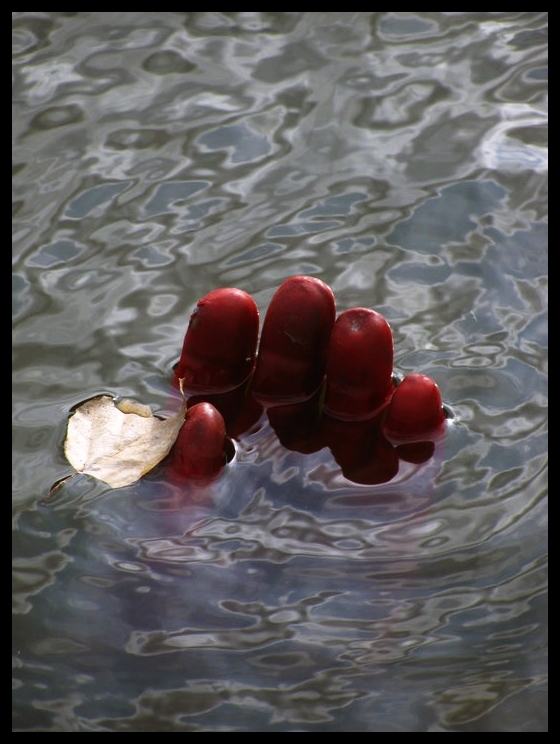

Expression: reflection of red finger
xmin=383 ymin=373 xmax=446 ymax=442
xmin=174 ymin=288 xmax=259 ymax=395
xmin=167 ymin=402 xmax=230 ymax=481
xmin=251 ymin=275 xmax=336 ymax=405
xmin=266 ymin=386 xmax=325 ymax=454
xmin=342 ymin=433 xmax=400 ymax=486
xmin=321 ymin=413 xmax=399 ymax=485
xmin=323 ymin=308 xmax=394 ymax=421
xmin=395 ymin=440 xmax=435 ymax=464
xmin=187 ymin=381 xmax=264 ymax=440
xmin=320 ymin=413 xmax=379 ymax=466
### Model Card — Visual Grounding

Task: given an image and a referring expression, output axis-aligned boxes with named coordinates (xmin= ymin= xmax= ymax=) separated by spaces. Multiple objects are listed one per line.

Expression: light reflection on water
xmin=13 ymin=12 xmax=547 ymax=732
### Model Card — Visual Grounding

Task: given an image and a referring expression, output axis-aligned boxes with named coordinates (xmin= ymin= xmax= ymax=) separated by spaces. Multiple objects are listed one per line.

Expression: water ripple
xmin=13 ymin=11 xmax=547 ymax=732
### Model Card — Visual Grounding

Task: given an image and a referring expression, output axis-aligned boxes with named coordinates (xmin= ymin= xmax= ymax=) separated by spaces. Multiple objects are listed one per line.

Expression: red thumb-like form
xmin=323 ymin=307 xmax=394 ymax=421
xmin=382 ymin=373 xmax=445 ymax=442
xmin=174 ymin=288 xmax=259 ymax=395
xmin=250 ymin=275 xmax=336 ymax=405
xmin=167 ymin=402 xmax=229 ymax=481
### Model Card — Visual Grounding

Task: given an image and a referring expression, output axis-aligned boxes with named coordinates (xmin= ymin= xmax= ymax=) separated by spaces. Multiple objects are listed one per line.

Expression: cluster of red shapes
xmin=167 ymin=275 xmax=447 ymax=485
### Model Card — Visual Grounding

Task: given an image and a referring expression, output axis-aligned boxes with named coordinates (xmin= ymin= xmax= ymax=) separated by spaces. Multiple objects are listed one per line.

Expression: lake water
xmin=12 ymin=12 xmax=548 ymax=732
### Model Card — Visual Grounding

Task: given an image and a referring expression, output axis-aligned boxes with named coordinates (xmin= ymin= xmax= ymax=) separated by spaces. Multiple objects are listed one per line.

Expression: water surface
xmin=13 ymin=12 xmax=547 ymax=732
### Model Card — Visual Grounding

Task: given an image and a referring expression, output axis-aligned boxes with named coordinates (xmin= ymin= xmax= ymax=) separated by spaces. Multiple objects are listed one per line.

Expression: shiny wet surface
xmin=13 ymin=12 xmax=547 ymax=731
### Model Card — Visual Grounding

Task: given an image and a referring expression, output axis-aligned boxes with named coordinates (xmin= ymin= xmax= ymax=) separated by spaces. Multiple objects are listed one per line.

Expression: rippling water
xmin=12 ymin=12 xmax=547 ymax=732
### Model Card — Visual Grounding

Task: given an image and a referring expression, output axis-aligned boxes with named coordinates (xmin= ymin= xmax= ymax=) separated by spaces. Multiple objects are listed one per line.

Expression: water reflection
xmin=13 ymin=12 xmax=547 ymax=732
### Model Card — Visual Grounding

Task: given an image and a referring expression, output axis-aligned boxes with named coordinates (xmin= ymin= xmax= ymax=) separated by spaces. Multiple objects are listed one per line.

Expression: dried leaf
xmin=63 ymin=395 xmax=186 ymax=489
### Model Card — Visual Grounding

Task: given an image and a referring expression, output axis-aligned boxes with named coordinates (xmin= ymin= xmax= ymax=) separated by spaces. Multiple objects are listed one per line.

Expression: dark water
xmin=12 ymin=12 xmax=547 ymax=731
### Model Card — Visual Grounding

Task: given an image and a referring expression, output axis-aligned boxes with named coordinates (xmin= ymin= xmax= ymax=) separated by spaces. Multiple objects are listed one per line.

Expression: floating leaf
xmin=62 ymin=395 xmax=186 ymax=489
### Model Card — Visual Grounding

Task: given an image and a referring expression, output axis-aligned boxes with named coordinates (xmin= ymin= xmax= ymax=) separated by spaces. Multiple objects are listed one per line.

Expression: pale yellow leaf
xmin=63 ymin=395 xmax=186 ymax=489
